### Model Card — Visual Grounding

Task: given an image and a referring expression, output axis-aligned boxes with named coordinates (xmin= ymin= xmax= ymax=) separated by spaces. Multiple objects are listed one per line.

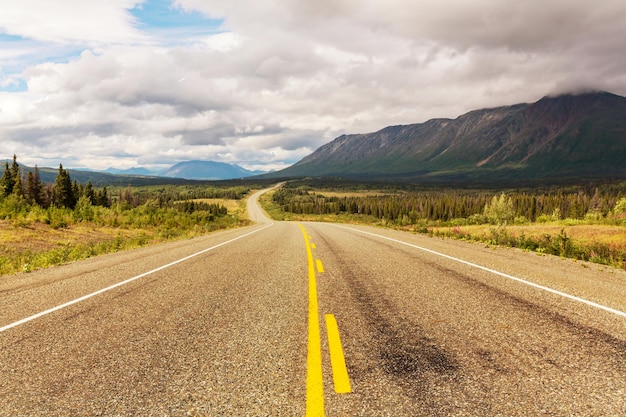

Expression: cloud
xmin=1 ymin=0 xmax=626 ymax=171
xmin=0 ymin=0 xmax=148 ymax=45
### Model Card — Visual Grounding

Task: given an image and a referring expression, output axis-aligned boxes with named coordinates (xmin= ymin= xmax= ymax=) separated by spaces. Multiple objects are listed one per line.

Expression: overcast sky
xmin=1 ymin=0 xmax=625 ymax=172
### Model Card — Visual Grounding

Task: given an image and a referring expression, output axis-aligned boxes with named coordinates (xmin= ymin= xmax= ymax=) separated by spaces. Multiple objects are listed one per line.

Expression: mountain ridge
xmin=270 ymin=91 xmax=626 ymax=181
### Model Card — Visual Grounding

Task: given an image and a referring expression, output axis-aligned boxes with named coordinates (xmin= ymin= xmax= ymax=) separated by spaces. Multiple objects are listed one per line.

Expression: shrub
xmin=483 ymin=193 xmax=514 ymax=225
xmin=613 ymin=198 xmax=626 ymax=215
xmin=74 ymin=196 xmax=95 ymax=222
xmin=514 ymin=216 xmax=529 ymax=225
xmin=45 ymin=207 xmax=71 ymax=229
xmin=0 ymin=194 xmax=29 ymax=219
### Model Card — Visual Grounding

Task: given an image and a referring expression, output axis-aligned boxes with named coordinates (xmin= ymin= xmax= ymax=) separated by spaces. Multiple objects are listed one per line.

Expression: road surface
xmin=1 ymin=187 xmax=625 ymax=416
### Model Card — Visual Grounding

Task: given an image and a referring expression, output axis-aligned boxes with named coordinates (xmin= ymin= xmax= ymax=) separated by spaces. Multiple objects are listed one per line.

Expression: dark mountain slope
xmin=273 ymin=92 xmax=626 ymax=181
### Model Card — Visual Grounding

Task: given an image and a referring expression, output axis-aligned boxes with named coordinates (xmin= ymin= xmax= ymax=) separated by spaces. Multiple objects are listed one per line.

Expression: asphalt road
xmin=1 ymin=188 xmax=625 ymax=416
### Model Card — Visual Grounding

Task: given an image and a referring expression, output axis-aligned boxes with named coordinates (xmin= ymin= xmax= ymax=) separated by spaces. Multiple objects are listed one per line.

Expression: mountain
xmin=272 ymin=91 xmax=626 ymax=182
xmin=159 ymin=160 xmax=263 ymax=180
xmin=103 ymin=167 xmax=157 ymax=176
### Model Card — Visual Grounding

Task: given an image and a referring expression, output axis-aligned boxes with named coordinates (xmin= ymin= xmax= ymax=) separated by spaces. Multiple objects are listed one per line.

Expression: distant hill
xmin=270 ymin=91 xmax=626 ymax=182
xmin=159 ymin=160 xmax=263 ymax=180
xmin=25 ymin=166 xmax=192 ymax=187
xmin=103 ymin=167 xmax=157 ymax=176
xmin=2 ymin=161 xmax=261 ymax=187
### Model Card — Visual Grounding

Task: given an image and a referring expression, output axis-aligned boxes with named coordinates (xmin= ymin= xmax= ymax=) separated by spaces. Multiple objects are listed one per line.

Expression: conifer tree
xmin=25 ymin=171 xmax=36 ymax=204
xmin=54 ymin=164 xmax=76 ymax=208
xmin=84 ymin=181 xmax=95 ymax=204
xmin=1 ymin=161 xmax=13 ymax=197
xmin=25 ymin=166 xmax=44 ymax=206
xmin=10 ymin=155 xmax=20 ymax=186
xmin=72 ymin=180 xmax=80 ymax=202
xmin=0 ymin=155 xmax=23 ymax=198
xmin=33 ymin=165 xmax=45 ymax=206
xmin=96 ymin=186 xmax=110 ymax=207
xmin=12 ymin=169 xmax=23 ymax=198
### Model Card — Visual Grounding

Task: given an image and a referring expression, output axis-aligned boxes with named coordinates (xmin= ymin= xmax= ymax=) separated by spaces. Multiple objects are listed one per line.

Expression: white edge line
xmin=0 ymin=223 xmax=274 ymax=334
xmin=335 ymin=224 xmax=626 ymax=319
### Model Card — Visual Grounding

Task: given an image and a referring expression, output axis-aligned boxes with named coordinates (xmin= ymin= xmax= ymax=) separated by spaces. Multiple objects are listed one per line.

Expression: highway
xmin=1 ymin=187 xmax=625 ymax=416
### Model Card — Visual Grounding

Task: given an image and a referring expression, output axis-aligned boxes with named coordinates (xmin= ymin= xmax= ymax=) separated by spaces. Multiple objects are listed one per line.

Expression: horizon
xmin=2 ymin=1 xmax=626 ymax=172
xmin=1 ymin=157 xmax=270 ymax=174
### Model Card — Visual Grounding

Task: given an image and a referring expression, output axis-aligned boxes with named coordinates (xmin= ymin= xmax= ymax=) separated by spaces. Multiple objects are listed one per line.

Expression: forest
xmin=267 ymin=179 xmax=626 ymax=269
xmin=271 ymin=184 xmax=626 ymax=223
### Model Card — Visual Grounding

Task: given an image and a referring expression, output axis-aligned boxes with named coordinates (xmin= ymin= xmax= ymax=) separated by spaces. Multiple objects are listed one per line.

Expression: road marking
xmin=311 ymin=243 xmax=317 ymax=249
xmin=325 ymin=314 xmax=352 ymax=394
xmin=316 ymin=259 xmax=325 ymax=273
xmin=336 ymin=225 xmax=626 ymax=319
xmin=0 ymin=223 xmax=275 ymax=334
xmin=299 ymin=224 xmax=325 ymax=417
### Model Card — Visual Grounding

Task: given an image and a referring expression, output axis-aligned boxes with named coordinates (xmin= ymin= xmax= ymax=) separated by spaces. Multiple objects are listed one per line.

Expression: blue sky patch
xmin=131 ymin=0 xmax=223 ymax=41
xmin=0 ymin=33 xmax=28 ymax=42
xmin=0 ymin=77 xmax=27 ymax=93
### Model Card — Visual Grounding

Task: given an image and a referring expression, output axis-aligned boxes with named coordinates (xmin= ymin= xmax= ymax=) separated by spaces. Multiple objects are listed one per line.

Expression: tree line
xmin=0 ymin=155 xmax=248 ymax=218
xmin=1 ymin=155 xmax=110 ymax=209
xmin=114 ymin=184 xmax=249 ymax=209
xmin=272 ymin=185 xmax=626 ymax=224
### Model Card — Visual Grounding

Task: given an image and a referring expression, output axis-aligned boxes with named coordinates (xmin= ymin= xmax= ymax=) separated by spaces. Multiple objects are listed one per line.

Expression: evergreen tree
xmin=10 ymin=155 xmax=20 ymax=186
xmin=72 ymin=180 xmax=80 ymax=202
xmin=44 ymin=183 xmax=54 ymax=207
xmin=1 ymin=161 xmax=14 ymax=197
xmin=33 ymin=165 xmax=45 ymax=206
xmin=84 ymin=181 xmax=95 ymax=204
xmin=0 ymin=155 xmax=23 ymax=198
xmin=25 ymin=165 xmax=45 ymax=206
xmin=97 ymin=186 xmax=110 ymax=207
xmin=25 ymin=171 xmax=36 ymax=204
xmin=12 ymin=168 xmax=23 ymax=198
xmin=54 ymin=164 xmax=76 ymax=209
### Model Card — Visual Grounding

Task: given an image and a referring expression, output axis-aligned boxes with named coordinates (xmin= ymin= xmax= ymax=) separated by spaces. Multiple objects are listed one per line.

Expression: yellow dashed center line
xmin=325 ymin=314 xmax=352 ymax=394
xmin=300 ymin=224 xmax=325 ymax=417
xmin=300 ymin=224 xmax=352 ymax=416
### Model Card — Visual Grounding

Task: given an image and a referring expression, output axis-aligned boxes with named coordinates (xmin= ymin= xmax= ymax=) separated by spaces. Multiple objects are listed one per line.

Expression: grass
xmin=0 ymin=198 xmax=250 ymax=276
xmin=432 ymin=223 xmax=626 ymax=247
xmin=428 ymin=223 xmax=626 ymax=268
xmin=0 ymin=220 xmax=149 ymax=274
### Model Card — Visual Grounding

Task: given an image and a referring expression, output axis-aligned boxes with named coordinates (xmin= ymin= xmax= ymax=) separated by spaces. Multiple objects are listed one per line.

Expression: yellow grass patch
xmin=187 ymin=198 xmax=241 ymax=212
xmin=0 ymin=220 xmax=136 ymax=255
xmin=435 ymin=223 xmax=626 ymax=246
